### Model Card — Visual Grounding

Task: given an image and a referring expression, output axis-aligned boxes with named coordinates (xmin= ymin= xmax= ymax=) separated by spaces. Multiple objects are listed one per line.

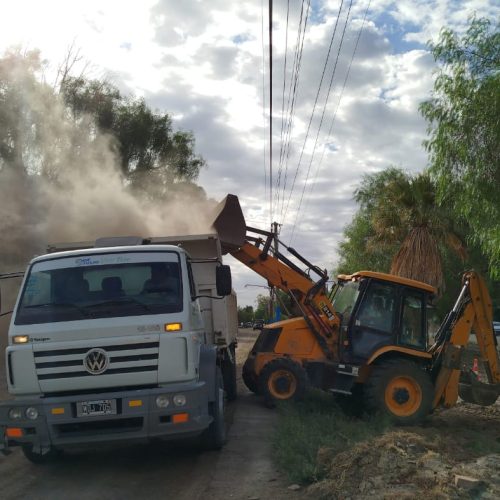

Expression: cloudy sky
xmin=1 ymin=0 xmax=498 ymax=307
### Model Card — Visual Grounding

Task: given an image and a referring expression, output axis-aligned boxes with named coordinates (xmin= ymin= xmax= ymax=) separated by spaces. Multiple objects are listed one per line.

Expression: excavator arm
xmin=212 ymin=195 xmax=340 ymax=358
xmin=431 ymin=271 xmax=500 ymax=408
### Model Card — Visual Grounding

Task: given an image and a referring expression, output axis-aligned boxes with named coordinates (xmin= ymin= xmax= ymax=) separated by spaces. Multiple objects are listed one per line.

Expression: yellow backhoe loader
xmin=213 ymin=195 xmax=500 ymax=424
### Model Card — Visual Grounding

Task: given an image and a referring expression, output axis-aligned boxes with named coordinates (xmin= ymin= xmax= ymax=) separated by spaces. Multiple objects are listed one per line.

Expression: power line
xmin=282 ymin=0 xmax=346 ymax=226
xmin=275 ymin=0 xmax=290 ymax=216
xmin=261 ymin=0 xmax=268 ymax=217
xmin=279 ymin=0 xmax=311 ymax=221
xmin=269 ymin=0 xmax=274 ymax=222
xmin=288 ymin=0 xmax=354 ymax=243
xmin=298 ymin=0 xmax=372 ymax=236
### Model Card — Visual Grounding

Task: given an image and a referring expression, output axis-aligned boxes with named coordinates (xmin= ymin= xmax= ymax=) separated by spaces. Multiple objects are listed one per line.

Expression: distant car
xmin=253 ymin=320 xmax=264 ymax=330
xmin=244 ymin=321 xmax=253 ymax=328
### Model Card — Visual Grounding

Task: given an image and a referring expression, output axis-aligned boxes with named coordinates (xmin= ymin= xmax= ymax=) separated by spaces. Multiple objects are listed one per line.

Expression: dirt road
xmin=0 ymin=329 xmax=298 ymax=500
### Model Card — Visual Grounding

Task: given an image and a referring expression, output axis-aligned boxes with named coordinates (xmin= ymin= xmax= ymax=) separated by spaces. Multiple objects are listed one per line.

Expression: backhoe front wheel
xmin=259 ymin=358 xmax=307 ymax=407
xmin=365 ymin=359 xmax=433 ymax=425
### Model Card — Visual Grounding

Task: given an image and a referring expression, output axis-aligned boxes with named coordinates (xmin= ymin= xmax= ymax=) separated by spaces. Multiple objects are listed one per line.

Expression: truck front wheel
xmin=202 ymin=368 xmax=226 ymax=450
xmin=364 ymin=359 xmax=433 ymax=425
xmin=22 ymin=444 xmax=61 ymax=464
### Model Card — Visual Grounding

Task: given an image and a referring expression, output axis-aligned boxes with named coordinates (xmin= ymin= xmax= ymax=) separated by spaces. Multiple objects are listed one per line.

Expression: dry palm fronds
xmin=390 ymin=227 xmax=443 ymax=292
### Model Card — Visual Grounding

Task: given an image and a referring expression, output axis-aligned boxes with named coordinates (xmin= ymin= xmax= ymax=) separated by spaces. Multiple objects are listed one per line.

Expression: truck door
xmin=350 ymin=281 xmax=397 ymax=360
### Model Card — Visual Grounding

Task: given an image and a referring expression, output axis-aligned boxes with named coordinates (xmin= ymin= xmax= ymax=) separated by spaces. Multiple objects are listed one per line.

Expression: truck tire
xmin=364 ymin=359 xmax=433 ymax=425
xmin=22 ymin=445 xmax=61 ymax=464
xmin=202 ymin=368 xmax=226 ymax=450
xmin=259 ymin=358 xmax=307 ymax=408
xmin=222 ymin=345 xmax=237 ymax=401
xmin=242 ymin=357 xmax=260 ymax=394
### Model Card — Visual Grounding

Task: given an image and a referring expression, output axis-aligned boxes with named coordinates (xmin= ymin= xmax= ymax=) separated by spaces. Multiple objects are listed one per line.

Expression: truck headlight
xmin=13 ymin=335 xmax=29 ymax=344
xmin=155 ymin=395 xmax=169 ymax=408
xmin=8 ymin=407 xmax=22 ymax=420
xmin=173 ymin=394 xmax=186 ymax=407
xmin=25 ymin=407 xmax=39 ymax=420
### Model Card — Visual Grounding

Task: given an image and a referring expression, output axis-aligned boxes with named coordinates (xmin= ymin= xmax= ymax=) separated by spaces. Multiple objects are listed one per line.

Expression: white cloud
xmin=1 ymin=0 xmax=498 ymax=306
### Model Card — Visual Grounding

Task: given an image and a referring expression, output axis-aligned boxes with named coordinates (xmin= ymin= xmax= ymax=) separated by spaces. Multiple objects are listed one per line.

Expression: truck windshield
xmin=15 ymin=252 xmax=183 ymax=325
xmin=332 ymin=281 xmax=360 ymax=325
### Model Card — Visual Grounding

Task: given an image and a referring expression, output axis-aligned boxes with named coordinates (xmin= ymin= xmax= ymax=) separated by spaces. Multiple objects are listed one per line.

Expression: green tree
xmin=254 ymin=294 xmax=271 ymax=322
xmin=60 ymin=76 xmax=205 ymax=197
xmin=420 ymin=17 xmax=500 ymax=278
xmin=337 ymin=168 xmax=465 ymax=292
xmin=336 ymin=168 xmax=405 ymax=276
xmin=237 ymin=305 xmax=254 ymax=324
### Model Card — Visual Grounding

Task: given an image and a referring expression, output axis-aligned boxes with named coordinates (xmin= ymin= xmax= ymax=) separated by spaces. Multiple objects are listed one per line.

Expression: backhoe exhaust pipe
xmin=211 ymin=194 xmax=247 ymax=253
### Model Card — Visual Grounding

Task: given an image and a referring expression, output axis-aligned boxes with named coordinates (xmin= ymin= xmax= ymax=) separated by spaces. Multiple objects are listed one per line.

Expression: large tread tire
xmin=222 ymin=345 xmax=238 ymax=402
xmin=202 ymin=368 xmax=226 ymax=450
xmin=259 ymin=358 xmax=307 ymax=408
xmin=242 ymin=357 xmax=260 ymax=394
xmin=22 ymin=445 xmax=61 ymax=464
xmin=364 ymin=359 xmax=433 ymax=425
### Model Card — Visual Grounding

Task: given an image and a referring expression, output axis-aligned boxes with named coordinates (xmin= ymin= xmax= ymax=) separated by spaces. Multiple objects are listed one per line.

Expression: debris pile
xmin=309 ymin=427 xmax=500 ymax=499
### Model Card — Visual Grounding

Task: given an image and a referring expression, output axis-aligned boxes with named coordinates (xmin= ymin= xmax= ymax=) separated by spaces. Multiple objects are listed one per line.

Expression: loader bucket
xmin=211 ymin=194 xmax=247 ymax=252
xmin=459 ymin=371 xmax=500 ymax=406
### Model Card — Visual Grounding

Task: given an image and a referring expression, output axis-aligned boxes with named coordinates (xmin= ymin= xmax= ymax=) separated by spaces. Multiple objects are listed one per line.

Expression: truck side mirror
xmin=216 ymin=265 xmax=232 ymax=297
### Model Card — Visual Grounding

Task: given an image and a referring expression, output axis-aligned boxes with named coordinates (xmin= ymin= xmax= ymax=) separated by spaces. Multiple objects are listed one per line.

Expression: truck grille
xmin=34 ymin=341 xmax=159 ymax=381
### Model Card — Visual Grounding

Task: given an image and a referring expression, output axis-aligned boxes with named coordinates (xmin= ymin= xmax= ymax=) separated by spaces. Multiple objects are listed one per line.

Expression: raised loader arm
xmin=431 ymin=271 xmax=500 ymax=408
xmin=211 ymin=195 xmax=340 ymax=359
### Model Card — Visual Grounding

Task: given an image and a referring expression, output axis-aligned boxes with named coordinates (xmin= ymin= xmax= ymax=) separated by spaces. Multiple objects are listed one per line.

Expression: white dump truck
xmin=0 ymin=232 xmax=238 ymax=463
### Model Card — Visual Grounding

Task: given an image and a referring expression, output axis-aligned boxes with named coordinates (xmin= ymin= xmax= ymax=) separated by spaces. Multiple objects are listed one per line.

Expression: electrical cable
xmin=279 ymin=0 xmax=311 ymax=221
xmin=269 ymin=0 xmax=274 ymax=222
xmin=275 ymin=0 xmax=290 ymax=216
xmin=299 ymin=0 xmax=371 ymax=231
xmin=282 ymin=0 xmax=346 ymax=226
xmin=261 ymin=0 xmax=268 ymax=215
xmin=288 ymin=0 xmax=354 ymax=243
xmin=277 ymin=1 xmax=307 ymax=215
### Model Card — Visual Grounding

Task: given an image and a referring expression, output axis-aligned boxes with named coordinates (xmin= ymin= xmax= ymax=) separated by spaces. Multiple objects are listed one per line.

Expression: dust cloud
xmin=0 ymin=52 xmax=217 ymax=325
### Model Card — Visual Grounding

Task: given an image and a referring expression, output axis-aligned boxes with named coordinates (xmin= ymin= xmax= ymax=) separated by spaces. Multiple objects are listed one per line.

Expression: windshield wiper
xmin=85 ymin=298 xmax=153 ymax=313
xmin=24 ymin=302 xmax=94 ymax=318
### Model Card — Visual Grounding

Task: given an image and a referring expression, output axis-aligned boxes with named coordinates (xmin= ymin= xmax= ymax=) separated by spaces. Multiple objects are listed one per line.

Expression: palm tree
xmin=368 ymin=171 xmax=466 ymax=292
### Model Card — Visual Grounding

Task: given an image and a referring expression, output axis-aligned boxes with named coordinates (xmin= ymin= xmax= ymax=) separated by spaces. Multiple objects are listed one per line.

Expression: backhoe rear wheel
xmin=365 ymin=359 xmax=433 ymax=425
xmin=259 ymin=358 xmax=307 ymax=407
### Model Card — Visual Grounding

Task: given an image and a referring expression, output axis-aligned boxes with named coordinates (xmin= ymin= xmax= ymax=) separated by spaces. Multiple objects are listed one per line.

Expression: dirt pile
xmin=309 ymin=419 xmax=500 ymax=499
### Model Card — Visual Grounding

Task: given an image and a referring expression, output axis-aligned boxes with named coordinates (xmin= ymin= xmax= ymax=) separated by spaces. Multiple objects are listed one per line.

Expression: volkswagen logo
xmin=84 ymin=348 xmax=109 ymax=375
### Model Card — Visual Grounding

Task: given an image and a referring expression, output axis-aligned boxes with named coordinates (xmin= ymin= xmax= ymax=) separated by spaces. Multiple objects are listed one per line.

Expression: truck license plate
xmin=76 ymin=399 xmax=117 ymax=417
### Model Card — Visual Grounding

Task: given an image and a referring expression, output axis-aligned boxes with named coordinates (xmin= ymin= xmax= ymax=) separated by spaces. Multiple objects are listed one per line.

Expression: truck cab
xmin=1 ymin=236 xmax=236 ymax=462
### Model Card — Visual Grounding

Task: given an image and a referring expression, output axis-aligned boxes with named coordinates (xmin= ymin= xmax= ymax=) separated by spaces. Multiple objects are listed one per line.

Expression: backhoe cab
xmin=212 ymin=195 xmax=500 ymax=424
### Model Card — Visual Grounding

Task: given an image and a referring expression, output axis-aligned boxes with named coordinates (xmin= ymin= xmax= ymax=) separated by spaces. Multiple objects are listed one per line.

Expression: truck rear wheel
xmin=202 ymin=368 xmax=226 ymax=450
xmin=364 ymin=359 xmax=433 ymax=425
xmin=22 ymin=445 xmax=61 ymax=464
xmin=259 ymin=358 xmax=307 ymax=407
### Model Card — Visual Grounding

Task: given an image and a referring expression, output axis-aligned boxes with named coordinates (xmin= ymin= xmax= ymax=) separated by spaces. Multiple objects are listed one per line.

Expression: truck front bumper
xmin=0 ymin=381 xmax=211 ymax=453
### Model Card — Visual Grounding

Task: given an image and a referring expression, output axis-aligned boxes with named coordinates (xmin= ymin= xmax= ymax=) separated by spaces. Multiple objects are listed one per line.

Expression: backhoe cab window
xmin=356 ymin=282 xmax=396 ymax=333
xmin=401 ymin=294 xmax=425 ymax=348
xmin=332 ymin=281 xmax=360 ymax=325
xmin=15 ymin=253 xmax=182 ymax=325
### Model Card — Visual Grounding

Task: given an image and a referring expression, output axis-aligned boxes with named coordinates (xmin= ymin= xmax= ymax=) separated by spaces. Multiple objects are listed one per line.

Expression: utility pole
xmin=270 ymin=221 xmax=281 ymax=322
